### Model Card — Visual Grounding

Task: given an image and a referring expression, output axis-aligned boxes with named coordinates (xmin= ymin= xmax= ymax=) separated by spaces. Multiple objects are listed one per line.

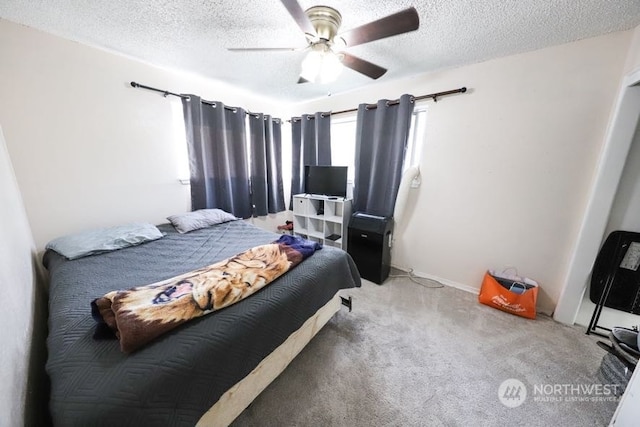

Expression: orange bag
xmin=478 ymin=269 xmax=539 ymax=319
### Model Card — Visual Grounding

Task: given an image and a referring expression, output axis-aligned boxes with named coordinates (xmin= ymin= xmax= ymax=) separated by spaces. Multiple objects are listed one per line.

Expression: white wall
xmin=291 ymin=30 xmax=631 ymax=314
xmin=0 ymin=126 xmax=38 ymax=426
xmin=0 ymin=19 xmax=289 ymax=249
xmin=624 ymin=25 xmax=640 ymax=75
xmin=605 ymin=124 xmax=640 ymax=236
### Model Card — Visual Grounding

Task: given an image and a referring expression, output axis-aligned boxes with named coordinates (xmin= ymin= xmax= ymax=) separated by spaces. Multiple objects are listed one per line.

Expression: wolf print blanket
xmin=91 ymin=234 xmax=321 ymax=353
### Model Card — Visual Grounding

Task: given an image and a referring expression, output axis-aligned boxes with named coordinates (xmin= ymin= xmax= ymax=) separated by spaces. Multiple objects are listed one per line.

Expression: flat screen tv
xmin=304 ymin=165 xmax=348 ymax=198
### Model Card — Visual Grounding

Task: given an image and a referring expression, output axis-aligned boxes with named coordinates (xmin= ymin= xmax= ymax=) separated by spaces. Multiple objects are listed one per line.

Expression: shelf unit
xmin=292 ymin=194 xmax=352 ymax=250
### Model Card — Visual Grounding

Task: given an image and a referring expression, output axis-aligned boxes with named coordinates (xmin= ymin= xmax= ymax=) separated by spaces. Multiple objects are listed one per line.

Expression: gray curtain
xmin=182 ymin=95 xmax=252 ymax=218
xmin=249 ymin=114 xmax=285 ymax=216
xmin=289 ymin=112 xmax=332 ymax=208
xmin=353 ymin=94 xmax=414 ymax=217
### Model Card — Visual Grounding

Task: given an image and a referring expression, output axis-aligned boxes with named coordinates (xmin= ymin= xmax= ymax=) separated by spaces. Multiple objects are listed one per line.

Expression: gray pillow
xmin=46 ymin=222 xmax=164 ymax=260
xmin=167 ymin=209 xmax=239 ymax=233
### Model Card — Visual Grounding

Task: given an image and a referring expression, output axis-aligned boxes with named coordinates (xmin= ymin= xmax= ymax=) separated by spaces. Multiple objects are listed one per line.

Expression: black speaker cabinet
xmin=347 ymin=212 xmax=393 ymax=284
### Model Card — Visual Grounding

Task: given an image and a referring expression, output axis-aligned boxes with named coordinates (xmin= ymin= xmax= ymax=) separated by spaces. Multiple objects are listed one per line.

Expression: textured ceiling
xmin=2 ymin=0 xmax=640 ymax=103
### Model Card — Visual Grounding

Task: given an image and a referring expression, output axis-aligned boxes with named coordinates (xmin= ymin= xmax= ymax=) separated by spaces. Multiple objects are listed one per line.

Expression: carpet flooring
xmin=232 ymin=273 xmax=625 ymax=427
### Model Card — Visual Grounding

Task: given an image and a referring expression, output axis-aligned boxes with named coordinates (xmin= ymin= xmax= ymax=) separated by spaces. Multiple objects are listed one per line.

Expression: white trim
xmin=554 ymin=68 xmax=640 ymax=325
xmin=391 ymin=264 xmax=479 ymax=295
xmin=610 ymin=357 xmax=640 ymax=425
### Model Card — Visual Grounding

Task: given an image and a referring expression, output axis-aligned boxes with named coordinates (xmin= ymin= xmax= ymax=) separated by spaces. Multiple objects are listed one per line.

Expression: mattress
xmin=44 ymin=220 xmax=361 ymax=426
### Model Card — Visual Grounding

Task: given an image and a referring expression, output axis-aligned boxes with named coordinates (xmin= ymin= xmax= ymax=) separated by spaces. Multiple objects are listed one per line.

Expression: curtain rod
xmin=130 ymin=81 xmax=467 ymax=123
xmin=129 ymin=81 xmax=279 ymax=121
xmin=289 ymin=86 xmax=467 ymax=122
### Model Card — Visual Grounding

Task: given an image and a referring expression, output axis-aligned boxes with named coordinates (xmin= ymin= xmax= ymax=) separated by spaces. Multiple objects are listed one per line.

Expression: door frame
xmin=554 ymin=69 xmax=640 ymax=324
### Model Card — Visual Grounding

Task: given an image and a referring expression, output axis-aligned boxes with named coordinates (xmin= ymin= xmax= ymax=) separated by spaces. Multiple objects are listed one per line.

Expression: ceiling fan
xmin=227 ymin=0 xmax=420 ymax=84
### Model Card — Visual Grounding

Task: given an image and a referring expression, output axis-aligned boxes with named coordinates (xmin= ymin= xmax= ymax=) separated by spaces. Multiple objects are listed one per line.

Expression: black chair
xmin=587 ymin=230 xmax=640 ymax=336
xmin=597 ymin=327 xmax=639 ymax=372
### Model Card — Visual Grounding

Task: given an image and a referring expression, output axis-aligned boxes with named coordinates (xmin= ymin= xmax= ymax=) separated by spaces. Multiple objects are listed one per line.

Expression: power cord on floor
xmin=388 ymin=268 xmax=444 ymax=289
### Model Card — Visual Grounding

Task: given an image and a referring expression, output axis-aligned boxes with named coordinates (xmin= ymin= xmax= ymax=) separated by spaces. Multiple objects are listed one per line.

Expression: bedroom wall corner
xmin=623 ymin=24 xmax=640 ymax=75
xmin=0 ymin=19 xmax=289 ymax=248
xmin=289 ymin=30 xmax=632 ymax=315
xmin=555 ymin=44 xmax=640 ymax=325
xmin=0 ymin=126 xmax=50 ymax=426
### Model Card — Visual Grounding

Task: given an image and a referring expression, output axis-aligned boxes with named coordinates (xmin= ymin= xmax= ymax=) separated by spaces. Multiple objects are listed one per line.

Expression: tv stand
xmin=292 ymin=194 xmax=352 ymax=251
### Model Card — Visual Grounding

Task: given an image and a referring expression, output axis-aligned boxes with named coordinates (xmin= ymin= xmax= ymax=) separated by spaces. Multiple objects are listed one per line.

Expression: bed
xmin=44 ymin=219 xmax=361 ymax=426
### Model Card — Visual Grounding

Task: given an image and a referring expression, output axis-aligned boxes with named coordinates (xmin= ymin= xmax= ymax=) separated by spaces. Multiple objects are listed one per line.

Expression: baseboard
xmin=390 ymin=264 xmax=479 ymax=295
xmin=390 ymin=265 xmax=559 ymax=317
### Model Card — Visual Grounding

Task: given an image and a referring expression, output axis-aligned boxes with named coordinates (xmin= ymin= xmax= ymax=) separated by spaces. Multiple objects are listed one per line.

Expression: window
xmin=330 ymin=115 xmax=358 ymax=181
xmin=330 ymin=105 xmax=428 ymax=179
xmin=406 ymin=105 xmax=428 ymax=170
xmin=171 ymin=100 xmax=190 ymax=183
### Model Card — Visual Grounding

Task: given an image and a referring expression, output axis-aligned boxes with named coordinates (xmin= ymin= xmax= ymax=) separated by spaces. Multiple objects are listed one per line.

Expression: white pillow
xmin=46 ymin=223 xmax=164 ymax=260
xmin=167 ymin=209 xmax=238 ymax=233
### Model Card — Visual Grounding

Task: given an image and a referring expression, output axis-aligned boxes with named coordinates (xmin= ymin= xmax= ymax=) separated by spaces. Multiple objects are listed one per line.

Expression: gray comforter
xmin=44 ymin=220 xmax=361 ymax=426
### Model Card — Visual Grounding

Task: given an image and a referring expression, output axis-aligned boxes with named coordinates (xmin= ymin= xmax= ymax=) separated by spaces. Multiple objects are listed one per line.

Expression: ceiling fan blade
xmin=338 ymin=7 xmax=419 ymax=48
xmin=227 ymin=47 xmax=304 ymax=52
xmin=341 ymin=53 xmax=387 ymax=79
xmin=297 ymin=77 xmax=309 ymax=84
xmin=280 ymin=0 xmax=317 ymax=36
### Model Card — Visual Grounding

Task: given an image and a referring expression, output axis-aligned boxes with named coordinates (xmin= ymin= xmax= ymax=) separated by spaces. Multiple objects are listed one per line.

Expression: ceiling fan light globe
xmin=300 ymin=47 xmax=343 ymax=84
xmin=300 ymin=49 xmax=323 ymax=82
xmin=318 ymin=51 xmax=343 ymax=83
